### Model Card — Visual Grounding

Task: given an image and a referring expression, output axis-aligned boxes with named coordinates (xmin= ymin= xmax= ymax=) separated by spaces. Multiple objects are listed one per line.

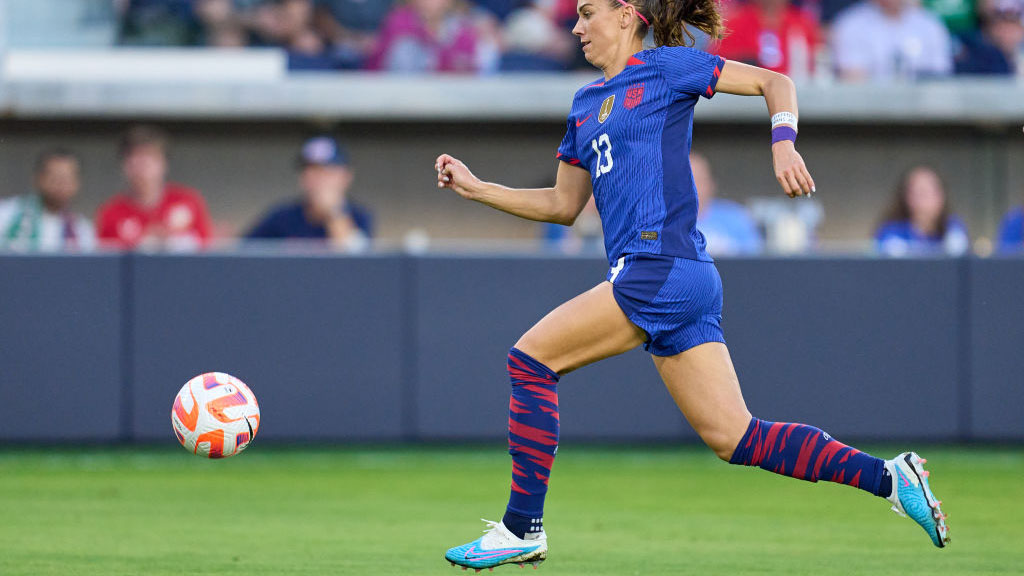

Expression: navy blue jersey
xmin=246 ymin=200 xmax=374 ymax=239
xmin=557 ymin=47 xmax=725 ymax=264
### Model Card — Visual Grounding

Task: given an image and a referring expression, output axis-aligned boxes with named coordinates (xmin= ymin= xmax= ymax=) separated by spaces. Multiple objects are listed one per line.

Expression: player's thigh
xmin=515 ymin=281 xmax=647 ymax=375
xmin=653 ymin=342 xmax=752 ymax=459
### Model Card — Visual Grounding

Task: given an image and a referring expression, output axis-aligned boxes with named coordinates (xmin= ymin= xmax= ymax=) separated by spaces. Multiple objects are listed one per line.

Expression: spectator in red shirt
xmin=715 ymin=0 xmax=822 ymax=77
xmin=96 ymin=125 xmax=213 ymax=251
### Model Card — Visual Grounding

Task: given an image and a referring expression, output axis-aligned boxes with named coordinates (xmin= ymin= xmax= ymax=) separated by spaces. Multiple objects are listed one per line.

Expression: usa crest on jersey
xmin=624 ymin=84 xmax=645 ymax=110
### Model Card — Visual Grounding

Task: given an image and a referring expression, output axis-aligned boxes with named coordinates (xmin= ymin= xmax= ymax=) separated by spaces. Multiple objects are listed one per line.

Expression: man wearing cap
xmin=246 ymin=135 xmax=373 ymax=250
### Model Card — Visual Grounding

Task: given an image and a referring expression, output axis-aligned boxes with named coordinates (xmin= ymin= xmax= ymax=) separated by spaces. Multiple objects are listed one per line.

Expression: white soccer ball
xmin=171 ymin=372 xmax=260 ymax=458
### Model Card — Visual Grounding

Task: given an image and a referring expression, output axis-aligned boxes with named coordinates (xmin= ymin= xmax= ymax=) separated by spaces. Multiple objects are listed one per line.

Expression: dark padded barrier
xmin=718 ymin=259 xmax=963 ymax=441
xmin=0 ymin=255 xmax=124 ymax=440
xmin=413 ymin=257 xmax=964 ymax=442
xmin=969 ymin=258 xmax=1024 ymax=440
xmin=411 ymin=256 xmax=691 ymax=441
xmin=0 ymin=254 xmax=1019 ymax=443
xmin=129 ymin=254 xmax=406 ymax=441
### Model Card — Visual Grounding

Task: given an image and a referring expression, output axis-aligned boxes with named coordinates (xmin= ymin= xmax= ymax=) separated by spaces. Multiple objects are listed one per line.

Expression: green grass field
xmin=1 ymin=445 xmax=1021 ymax=575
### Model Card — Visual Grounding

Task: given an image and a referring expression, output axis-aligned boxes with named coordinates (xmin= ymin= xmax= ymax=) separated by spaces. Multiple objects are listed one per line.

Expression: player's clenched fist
xmin=771 ymin=141 xmax=816 ymax=198
xmin=435 ymin=154 xmax=482 ymax=200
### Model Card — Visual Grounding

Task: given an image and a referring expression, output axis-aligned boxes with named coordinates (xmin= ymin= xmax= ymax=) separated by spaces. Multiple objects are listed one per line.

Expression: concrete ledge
xmin=1 ymin=49 xmax=1023 ymax=123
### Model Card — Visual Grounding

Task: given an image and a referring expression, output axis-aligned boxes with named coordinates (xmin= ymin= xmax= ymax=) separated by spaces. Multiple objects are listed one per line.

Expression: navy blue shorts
xmin=607 ymin=253 xmax=725 ymax=357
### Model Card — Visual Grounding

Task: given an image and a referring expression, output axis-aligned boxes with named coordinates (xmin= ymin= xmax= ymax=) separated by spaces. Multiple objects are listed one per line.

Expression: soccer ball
xmin=171 ymin=372 xmax=260 ymax=458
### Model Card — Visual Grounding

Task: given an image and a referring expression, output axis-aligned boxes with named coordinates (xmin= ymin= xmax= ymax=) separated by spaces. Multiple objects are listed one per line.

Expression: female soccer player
xmin=437 ymin=0 xmax=949 ymax=569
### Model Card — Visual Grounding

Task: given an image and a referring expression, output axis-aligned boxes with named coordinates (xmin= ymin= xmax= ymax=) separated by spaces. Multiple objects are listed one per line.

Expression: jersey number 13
xmin=591 ymin=134 xmax=614 ymax=178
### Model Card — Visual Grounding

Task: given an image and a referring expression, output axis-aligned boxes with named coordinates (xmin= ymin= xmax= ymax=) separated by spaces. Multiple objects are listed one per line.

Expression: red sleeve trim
xmin=705 ymin=57 xmax=726 ymax=99
xmin=556 ymin=152 xmax=581 ymax=166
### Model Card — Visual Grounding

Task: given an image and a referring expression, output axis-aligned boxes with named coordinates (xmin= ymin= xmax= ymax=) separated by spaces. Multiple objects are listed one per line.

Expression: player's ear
xmin=618 ymin=4 xmax=634 ymax=29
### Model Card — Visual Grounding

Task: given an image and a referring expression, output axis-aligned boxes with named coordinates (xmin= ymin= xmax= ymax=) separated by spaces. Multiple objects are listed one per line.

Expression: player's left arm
xmin=714 ymin=60 xmax=816 ymax=198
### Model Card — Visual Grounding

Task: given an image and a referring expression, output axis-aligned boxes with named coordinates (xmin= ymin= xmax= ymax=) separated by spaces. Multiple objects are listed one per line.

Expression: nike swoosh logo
xmin=463 ymin=545 xmax=527 ymax=561
xmin=576 ymin=115 xmax=592 ymax=127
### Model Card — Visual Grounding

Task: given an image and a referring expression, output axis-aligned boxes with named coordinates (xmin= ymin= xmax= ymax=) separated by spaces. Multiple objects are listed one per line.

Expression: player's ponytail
xmin=618 ymin=0 xmax=724 ymax=48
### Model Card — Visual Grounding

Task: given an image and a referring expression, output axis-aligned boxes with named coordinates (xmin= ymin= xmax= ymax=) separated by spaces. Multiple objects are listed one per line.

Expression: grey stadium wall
xmin=1 ymin=254 xmax=1022 ymax=443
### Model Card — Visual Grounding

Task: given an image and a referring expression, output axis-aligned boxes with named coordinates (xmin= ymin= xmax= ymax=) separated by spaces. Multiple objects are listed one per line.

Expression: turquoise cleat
xmin=885 ymin=452 xmax=950 ymax=548
xmin=445 ymin=520 xmax=547 ymax=571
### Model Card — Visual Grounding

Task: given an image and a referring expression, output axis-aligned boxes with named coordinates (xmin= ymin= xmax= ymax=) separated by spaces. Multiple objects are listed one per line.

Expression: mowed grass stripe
xmin=0 ymin=446 xmax=1020 ymax=575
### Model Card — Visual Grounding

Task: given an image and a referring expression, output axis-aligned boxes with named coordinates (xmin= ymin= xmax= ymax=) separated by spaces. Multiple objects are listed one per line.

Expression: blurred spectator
xmin=548 ymin=0 xmax=581 ymax=26
xmin=875 ymin=166 xmax=969 ymax=256
xmin=832 ymin=0 xmax=954 ymax=81
xmin=117 ymin=0 xmax=201 ymax=46
xmin=251 ymin=0 xmax=335 ymax=69
xmin=542 ymin=196 xmax=603 ymax=253
xmin=96 ymin=125 xmax=213 ymax=251
xmin=996 ymin=203 xmax=1024 ymax=253
xmin=923 ymin=0 xmax=978 ymax=35
xmin=314 ymin=0 xmax=397 ymax=68
xmin=955 ymin=0 xmax=1024 ymax=74
xmin=0 ymin=149 xmax=95 ymax=252
xmin=714 ymin=0 xmax=822 ymax=78
xmin=246 ymin=135 xmax=373 ymax=250
xmin=195 ymin=0 xmax=252 ymax=48
xmin=118 ymin=0 xmax=254 ymax=47
xmin=474 ymin=0 xmax=530 ymax=20
xmin=368 ymin=0 xmax=487 ymax=73
xmin=818 ymin=0 xmax=863 ymax=26
xmin=500 ymin=1 xmax=575 ymax=71
xmin=691 ymin=152 xmax=763 ymax=256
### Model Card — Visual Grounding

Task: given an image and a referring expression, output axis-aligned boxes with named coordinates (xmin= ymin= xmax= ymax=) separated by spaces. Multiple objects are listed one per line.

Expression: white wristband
xmin=771 ymin=112 xmax=798 ymax=130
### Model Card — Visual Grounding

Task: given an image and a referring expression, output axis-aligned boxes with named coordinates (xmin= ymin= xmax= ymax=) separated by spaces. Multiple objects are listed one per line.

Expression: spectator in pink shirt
xmin=369 ymin=0 xmax=482 ymax=72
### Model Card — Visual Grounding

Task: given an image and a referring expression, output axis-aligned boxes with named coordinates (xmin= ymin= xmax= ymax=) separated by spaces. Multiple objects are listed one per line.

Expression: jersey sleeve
xmin=556 ymin=115 xmax=582 ymax=167
xmin=654 ymin=46 xmax=725 ymax=99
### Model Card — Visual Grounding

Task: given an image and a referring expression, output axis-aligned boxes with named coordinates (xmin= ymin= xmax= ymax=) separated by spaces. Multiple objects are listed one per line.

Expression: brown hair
xmin=119 ymin=124 xmax=169 ymax=159
xmin=614 ymin=0 xmax=724 ymax=47
xmin=880 ymin=166 xmax=952 ymax=238
xmin=34 ymin=147 xmax=80 ymax=175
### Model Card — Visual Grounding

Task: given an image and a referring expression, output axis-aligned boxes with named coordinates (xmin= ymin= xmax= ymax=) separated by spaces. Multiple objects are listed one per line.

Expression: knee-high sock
xmin=729 ymin=417 xmax=888 ymax=497
xmin=504 ymin=347 xmax=559 ymax=536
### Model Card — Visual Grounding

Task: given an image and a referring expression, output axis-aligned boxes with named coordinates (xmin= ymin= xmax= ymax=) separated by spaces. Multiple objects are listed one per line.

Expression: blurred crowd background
xmin=0 ymin=0 xmax=1022 ymax=257
xmin=5 ymin=0 xmax=1020 ymax=76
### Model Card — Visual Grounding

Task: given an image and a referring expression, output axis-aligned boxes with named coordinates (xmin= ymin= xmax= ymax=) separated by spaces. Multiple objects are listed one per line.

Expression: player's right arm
xmin=435 ymin=154 xmax=592 ymax=226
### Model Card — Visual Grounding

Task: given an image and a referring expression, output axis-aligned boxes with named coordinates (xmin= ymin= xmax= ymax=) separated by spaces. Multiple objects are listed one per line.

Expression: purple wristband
xmin=772 ymin=126 xmax=797 ymax=145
